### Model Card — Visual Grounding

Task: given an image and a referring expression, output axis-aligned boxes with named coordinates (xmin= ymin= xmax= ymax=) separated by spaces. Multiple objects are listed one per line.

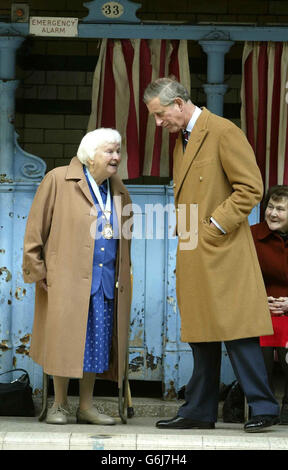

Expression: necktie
xmin=183 ymin=130 xmax=190 ymax=149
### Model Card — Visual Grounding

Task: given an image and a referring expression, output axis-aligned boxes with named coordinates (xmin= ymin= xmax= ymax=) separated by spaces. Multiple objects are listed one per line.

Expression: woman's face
xmin=265 ymin=196 xmax=288 ymax=233
xmin=88 ymin=141 xmax=121 ymax=184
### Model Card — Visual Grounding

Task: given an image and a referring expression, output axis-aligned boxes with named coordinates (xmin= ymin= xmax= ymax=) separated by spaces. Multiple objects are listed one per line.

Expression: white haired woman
xmin=23 ymin=128 xmax=133 ymax=425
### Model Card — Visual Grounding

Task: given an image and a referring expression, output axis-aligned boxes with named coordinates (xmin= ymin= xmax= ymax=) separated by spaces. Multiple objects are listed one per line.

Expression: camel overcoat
xmin=173 ymin=107 xmax=273 ymax=342
xmin=22 ymin=157 xmax=133 ymax=385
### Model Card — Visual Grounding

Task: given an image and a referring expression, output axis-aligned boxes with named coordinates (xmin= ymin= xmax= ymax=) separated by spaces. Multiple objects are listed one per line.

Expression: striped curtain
xmin=87 ymin=39 xmax=190 ymax=179
xmin=241 ymin=42 xmax=288 ymax=192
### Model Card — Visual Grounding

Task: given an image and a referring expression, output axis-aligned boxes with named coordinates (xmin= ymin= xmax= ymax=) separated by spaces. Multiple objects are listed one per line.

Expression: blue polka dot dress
xmin=83 ymin=287 xmax=114 ymax=373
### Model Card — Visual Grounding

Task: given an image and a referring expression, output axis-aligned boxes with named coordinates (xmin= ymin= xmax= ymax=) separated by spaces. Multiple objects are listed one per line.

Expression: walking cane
xmin=127 ymin=268 xmax=134 ymax=418
xmin=38 ymin=372 xmax=48 ymax=421
xmin=118 ymin=343 xmax=134 ymax=422
xmin=127 ymin=381 xmax=134 ymax=418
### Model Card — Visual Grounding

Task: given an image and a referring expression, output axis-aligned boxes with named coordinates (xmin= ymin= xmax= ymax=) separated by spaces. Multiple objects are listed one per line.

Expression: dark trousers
xmin=261 ymin=347 xmax=288 ymax=404
xmin=178 ymin=338 xmax=280 ymax=422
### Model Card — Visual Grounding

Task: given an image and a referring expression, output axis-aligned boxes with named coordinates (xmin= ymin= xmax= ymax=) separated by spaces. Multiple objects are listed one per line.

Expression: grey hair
xmin=77 ymin=128 xmax=121 ymax=165
xmin=143 ymin=77 xmax=191 ymax=106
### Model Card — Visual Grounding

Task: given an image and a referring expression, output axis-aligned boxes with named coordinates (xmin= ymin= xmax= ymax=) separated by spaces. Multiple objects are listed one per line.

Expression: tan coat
xmin=173 ymin=108 xmax=273 ymax=342
xmin=22 ymin=157 xmax=133 ymax=385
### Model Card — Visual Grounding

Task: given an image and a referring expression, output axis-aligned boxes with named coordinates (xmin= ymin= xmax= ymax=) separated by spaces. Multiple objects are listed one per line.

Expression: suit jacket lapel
xmin=174 ymin=108 xmax=209 ymax=201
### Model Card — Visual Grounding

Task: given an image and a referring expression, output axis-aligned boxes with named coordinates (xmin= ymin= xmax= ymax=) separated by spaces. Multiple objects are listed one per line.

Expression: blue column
xmin=0 ymin=77 xmax=19 ymax=372
xmin=0 ymin=37 xmax=24 ymax=180
xmin=199 ymin=40 xmax=234 ymax=116
xmin=202 ymin=83 xmax=229 ymax=118
xmin=0 ymin=37 xmax=23 ymax=80
xmin=0 ymin=35 xmax=45 ymax=388
xmin=0 ymin=80 xmax=19 ymax=179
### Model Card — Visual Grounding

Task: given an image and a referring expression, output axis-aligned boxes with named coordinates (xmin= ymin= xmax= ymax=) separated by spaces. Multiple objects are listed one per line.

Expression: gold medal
xmin=102 ymin=223 xmax=114 ymax=239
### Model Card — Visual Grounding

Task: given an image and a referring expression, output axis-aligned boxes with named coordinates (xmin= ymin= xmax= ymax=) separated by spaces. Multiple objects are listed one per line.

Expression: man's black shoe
xmin=244 ymin=415 xmax=280 ymax=433
xmin=156 ymin=416 xmax=215 ymax=429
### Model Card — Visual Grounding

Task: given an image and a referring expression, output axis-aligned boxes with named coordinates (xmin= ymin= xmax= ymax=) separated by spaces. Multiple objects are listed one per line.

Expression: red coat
xmin=251 ymin=221 xmax=288 ymax=347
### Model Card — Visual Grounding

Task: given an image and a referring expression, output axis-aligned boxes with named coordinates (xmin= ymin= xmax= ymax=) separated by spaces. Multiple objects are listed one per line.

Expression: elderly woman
xmin=251 ymin=185 xmax=288 ymax=424
xmin=22 ymin=128 xmax=133 ymax=425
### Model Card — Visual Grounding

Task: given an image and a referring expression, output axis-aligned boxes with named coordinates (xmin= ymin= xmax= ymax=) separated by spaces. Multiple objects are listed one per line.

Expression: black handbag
xmin=0 ymin=368 xmax=35 ymax=417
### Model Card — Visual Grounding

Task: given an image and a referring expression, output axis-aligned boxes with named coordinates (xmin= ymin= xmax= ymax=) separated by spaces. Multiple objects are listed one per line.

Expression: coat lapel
xmin=65 ymin=157 xmax=126 ymax=213
xmin=65 ymin=157 xmax=94 ymax=206
xmin=174 ymin=108 xmax=209 ymax=201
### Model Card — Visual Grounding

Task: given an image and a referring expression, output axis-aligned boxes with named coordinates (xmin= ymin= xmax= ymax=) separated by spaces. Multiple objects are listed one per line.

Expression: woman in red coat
xmin=251 ymin=185 xmax=288 ymax=424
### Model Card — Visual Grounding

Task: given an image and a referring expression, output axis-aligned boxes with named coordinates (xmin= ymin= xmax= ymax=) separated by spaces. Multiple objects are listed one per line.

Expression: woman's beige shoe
xmin=46 ymin=403 xmax=71 ymax=425
xmin=76 ymin=406 xmax=116 ymax=425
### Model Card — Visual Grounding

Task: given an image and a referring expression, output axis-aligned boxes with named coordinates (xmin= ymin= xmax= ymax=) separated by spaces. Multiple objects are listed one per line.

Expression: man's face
xmin=146 ymin=96 xmax=185 ymax=133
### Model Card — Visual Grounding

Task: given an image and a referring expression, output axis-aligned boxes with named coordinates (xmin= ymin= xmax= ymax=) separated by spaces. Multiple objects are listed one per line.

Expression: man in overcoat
xmin=144 ymin=77 xmax=280 ymax=432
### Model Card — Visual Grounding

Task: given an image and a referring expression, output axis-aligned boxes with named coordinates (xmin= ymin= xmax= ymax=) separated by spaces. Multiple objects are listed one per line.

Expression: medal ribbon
xmin=84 ymin=166 xmax=112 ymax=224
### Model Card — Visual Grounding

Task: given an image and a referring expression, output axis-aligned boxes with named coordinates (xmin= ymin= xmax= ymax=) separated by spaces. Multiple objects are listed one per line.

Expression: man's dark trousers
xmin=178 ymin=337 xmax=279 ymax=422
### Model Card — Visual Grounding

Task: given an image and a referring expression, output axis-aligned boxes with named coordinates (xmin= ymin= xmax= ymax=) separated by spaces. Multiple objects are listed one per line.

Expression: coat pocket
xmin=200 ymin=218 xmax=229 ymax=245
xmin=192 ymin=158 xmax=213 ymax=168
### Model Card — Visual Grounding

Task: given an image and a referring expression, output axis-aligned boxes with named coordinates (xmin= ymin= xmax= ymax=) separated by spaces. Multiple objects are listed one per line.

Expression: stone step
xmin=34 ymin=393 xmax=283 ymax=420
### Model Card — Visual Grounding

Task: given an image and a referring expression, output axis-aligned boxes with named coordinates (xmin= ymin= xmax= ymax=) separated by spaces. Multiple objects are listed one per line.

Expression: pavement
xmin=0 ymin=396 xmax=288 ymax=450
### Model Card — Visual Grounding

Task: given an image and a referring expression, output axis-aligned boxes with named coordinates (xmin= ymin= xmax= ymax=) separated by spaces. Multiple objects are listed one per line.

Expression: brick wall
xmin=15 ymin=37 xmax=97 ymax=171
xmin=134 ymin=0 xmax=288 ymax=24
xmin=1 ymin=1 xmax=287 ymax=178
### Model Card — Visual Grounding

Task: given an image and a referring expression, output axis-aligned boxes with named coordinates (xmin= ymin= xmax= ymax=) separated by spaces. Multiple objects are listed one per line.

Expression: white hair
xmin=77 ymin=128 xmax=121 ymax=165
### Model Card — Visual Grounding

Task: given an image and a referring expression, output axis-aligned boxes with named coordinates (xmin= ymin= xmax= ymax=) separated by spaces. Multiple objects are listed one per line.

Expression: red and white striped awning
xmin=88 ymin=38 xmax=190 ymax=179
xmin=241 ymin=42 xmax=288 ymax=191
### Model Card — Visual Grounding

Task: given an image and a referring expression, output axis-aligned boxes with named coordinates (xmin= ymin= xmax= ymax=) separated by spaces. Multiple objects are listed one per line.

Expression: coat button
xmin=173 ymin=183 xmax=176 ymax=188
xmin=120 ymin=286 xmax=124 ymax=293
xmin=99 ymin=263 xmax=103 ymax=267
xmin=199 ymin=176 xmax=203 ymax=181
xmin=25 ymin=269 xmax=30 ymax=275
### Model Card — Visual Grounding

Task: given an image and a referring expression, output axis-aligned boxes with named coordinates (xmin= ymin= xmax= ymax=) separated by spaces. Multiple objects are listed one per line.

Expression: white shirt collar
xmin=186 ymin=106 xmax=202 ymax=133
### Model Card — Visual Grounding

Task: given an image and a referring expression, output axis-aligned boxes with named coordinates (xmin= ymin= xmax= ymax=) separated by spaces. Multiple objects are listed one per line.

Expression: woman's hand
xmin=268 ymin=296 xmax=288 ymax=316
xmin=39 ymin=278 xmax=48 ymax=291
